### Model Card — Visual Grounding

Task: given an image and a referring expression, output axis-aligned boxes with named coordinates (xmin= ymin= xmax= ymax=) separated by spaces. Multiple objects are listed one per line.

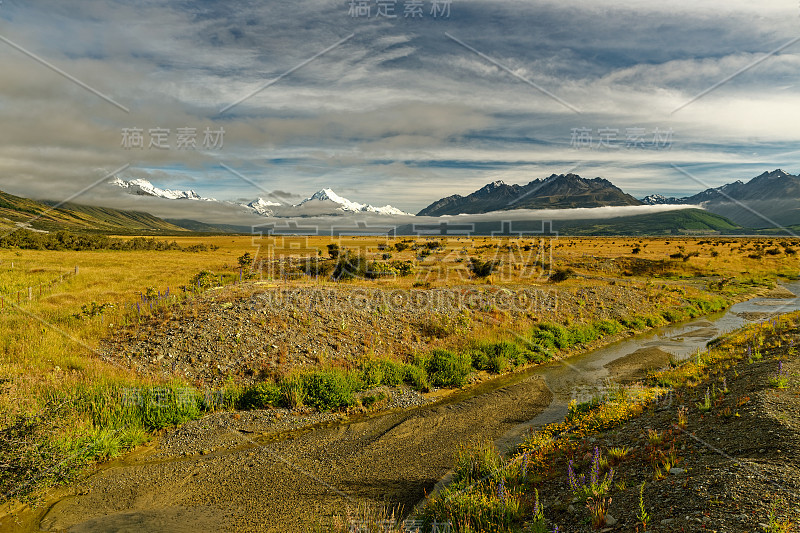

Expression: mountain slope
xmin=418 ymin=174 xmax=641 ymax=216
xmin=642 ymin=169 xmax=800 ymax=228
xmin=0 ymin=188 xmax=188 ymax=234
xmin=682 ymin=169 xmax=800 ymax=204
xmin=392 ymin=209 xmax=741 ymax=236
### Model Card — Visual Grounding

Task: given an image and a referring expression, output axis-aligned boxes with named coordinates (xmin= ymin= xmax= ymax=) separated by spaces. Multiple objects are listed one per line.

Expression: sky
xmin=1 ymin=0 xmax=799 ymax=216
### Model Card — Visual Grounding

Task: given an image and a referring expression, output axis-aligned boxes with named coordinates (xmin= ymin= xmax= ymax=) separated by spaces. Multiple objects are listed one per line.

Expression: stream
xmin=4 ymin=282 xmax=800 ymax=533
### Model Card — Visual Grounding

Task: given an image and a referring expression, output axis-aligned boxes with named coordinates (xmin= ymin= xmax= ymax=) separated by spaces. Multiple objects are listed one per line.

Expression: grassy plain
xmin=0 ymin=234 xmax=797 ymax=502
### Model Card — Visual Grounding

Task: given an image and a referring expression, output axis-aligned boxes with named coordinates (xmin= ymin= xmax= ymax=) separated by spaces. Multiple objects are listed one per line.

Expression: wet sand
xmin=19 ymin=376 xmax=552 ymax=533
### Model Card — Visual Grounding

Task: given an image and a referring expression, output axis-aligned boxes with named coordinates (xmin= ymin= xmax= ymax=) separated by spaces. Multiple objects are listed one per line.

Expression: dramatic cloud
xmin=0 ymin=0 xmax=799 ymax=214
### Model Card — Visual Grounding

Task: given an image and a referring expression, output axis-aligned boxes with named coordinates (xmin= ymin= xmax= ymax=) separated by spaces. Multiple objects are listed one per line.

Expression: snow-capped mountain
xmin=641 ymin=194 xmax=683 ymax=205
xmin=110 ymin=177 xmax=214 ymax=201
xmin=246 ymin=198 xmax=282 ymax=217
xmin=109 ymin=178 xmax=409 ymax=218
xmin=294 ymin=188 xmax=411 ymax=215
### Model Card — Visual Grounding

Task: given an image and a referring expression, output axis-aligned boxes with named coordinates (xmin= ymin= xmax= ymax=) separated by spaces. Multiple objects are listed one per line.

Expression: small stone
xmin=605 ymin=513 xmax=618 ymax=526
xmin=661 ymin=518 xmax=675 ymax=525
xmin=669 ymin=467 xmax=685 ymax=475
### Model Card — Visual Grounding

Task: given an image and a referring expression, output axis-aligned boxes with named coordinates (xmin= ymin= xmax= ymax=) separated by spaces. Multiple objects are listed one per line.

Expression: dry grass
xmin=0 ymin=235 xmax=796 ymax=501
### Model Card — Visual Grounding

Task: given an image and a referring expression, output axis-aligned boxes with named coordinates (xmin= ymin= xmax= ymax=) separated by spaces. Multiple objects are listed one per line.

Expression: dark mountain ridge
xmin=417 ymin=173 xmax=641 ymax=216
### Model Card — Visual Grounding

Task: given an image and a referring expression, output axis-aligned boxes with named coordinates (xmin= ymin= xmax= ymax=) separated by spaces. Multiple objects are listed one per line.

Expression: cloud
xmin=0 ymin=0 xmax=799 ymax=216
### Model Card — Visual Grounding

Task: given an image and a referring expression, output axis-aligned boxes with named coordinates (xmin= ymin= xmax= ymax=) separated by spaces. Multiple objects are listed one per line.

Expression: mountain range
xmin=639 ymin=169 xmax=800 ymax=227
xmin=417 ymin=169 xmax=800 ymax=228
xmin=417 ymin=173 xmax=641 ymax=216
xmin=109 ymin=177 xmax=410 ymax=217
xmin=2 ymin=169 xmax=799 ymax=236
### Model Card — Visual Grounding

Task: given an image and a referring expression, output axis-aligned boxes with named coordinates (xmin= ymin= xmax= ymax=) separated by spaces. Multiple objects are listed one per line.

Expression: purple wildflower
xmin=521 ymin=453 xmax=529 ymax=478
xmin=568 ymin=459 xmax=577 ymax=491
xmin=497 ymin=480 xmax=506 ymax=504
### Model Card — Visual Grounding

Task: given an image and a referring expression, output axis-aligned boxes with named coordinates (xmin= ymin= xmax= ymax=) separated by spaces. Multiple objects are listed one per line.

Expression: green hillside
xmin=0 ymin=189 xmax=188 ymax=234
xmin=556 ymin=208 xmax=743 ymax=235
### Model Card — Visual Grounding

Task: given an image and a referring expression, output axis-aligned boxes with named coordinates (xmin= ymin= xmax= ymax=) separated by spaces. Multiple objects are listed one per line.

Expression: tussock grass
xmin=0 ymin=235 xmax=793 ymax=505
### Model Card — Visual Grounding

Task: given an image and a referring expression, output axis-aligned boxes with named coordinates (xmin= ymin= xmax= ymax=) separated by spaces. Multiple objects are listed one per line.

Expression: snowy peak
xmin=641 ymin=194 xmax=683 ymax=205
xmin=111 ymin=178 xmax=409 ymax=217
xmin=110 ymin=177 xmax=211 ymax=201
xmin=295 ymin=188 xmax=410 ymax=215
xmin=246 ymin=197 xmax=282 ymax=216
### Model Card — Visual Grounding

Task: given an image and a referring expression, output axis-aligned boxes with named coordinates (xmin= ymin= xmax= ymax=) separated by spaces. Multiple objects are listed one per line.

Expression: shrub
xmin=468 ymin=257 xmax=500 ymax=277
xmin=549 ymin=267 xmax=574 ymax=282
xmin=470 ymin=349 xmax=492 ymax=372
xmin=298 ymin=370 xmax=357 ymax=411
xmin=280 ymin=377 xmax=306 ymax=409
xmin=419 ymin=349 xmax=472 ymax=388
xmin=327 ymin=243 xmax=340 ymax=259
xmin=237 ymin=252 xmax=254 ymax=269
xmin=453 ymin=439 xmax=502 ymax=484
xmin=532 ymin=322 xmax=572 ymax=349
xmin=402 ymin=364 xmax=429 ymax=391
xmin=238 ymin=383 xmax=283 ymax=410
xmin=596 ymin=319 xmax=624 ymax=335
xmin=332 ymin=252 xmax=368 ymax=281
xmin=190 ymin=270 xmax=216 ymax=290
xmin=298 ymin=258 xmax=334 ymax=278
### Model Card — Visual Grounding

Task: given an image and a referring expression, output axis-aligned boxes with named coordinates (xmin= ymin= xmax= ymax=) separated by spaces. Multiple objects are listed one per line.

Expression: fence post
xmin=28 ymin=287 xmax=32 ymax=301
xmin=74 ymin=266 xmax=79 ymax=276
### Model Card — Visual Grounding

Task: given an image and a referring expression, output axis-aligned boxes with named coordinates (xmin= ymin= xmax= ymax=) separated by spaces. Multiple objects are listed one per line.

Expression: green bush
xmin=531 ymin=322 xmax=572 ymax=350
xmin=470 ymin=348 xmax=492 ymax=371
xmin=332 ymin=252 xmax=368 ymax=281
xmin=419 ymin=349 xmax=472 ymax=388
xmin=298 ymin=370 xmax=357 ymax=411
xmin=402 ymin=364 xmax=429 ymax=391
xmin=361 ymin=360 xmax=385 ymax=388
xmin=596 ymin=319 xmax=624 ymax=335
xmin=280 ymin=377 xmax=306 ymax=409
xmin=620 ymin=316 xmax=647 ymax=330
xmin=238 ymin=383 xmax=283 ymax=410
xmin=549 ymin=267 xmax=575 ymax=282
xmin=468 ymin=258 xmax=500 ymax=277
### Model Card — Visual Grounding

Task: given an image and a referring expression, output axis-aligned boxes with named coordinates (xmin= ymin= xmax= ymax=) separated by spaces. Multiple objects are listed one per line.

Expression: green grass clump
xmin=422 ymin=440 xmax=524 ymax=531
xmin=471 ymin=340 xmax=529 ymax=373
xmin=295 ymin=370 xmax=360 ymax=411
xmin=418 ymin=349 xmax=473 ymax=388
xmin=238 ymin=383 xmax=283 ymax=410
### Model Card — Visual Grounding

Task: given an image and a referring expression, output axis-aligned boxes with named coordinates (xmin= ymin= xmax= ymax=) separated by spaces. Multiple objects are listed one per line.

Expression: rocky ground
xmin=536 ymin=321 xmax=800 ymax=532
xmin=101 ymin=281 xmax=669 ymax=387
xmin=28 ymin=372 xmax=554 ymax=533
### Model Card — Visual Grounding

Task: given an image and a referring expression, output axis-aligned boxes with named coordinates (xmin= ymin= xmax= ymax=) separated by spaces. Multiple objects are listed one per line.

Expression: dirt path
xmin=29 ymin=374 xmax=551 ymax=532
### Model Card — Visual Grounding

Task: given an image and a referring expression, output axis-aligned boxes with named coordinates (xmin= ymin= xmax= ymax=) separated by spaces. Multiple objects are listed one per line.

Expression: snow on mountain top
xmin=296 ymin=188 xmax=410 ymax=215
xmin=110 ymin=178 xmax=409 ymax=217
xmin=110 ymin=177 xmax=211 ymax=201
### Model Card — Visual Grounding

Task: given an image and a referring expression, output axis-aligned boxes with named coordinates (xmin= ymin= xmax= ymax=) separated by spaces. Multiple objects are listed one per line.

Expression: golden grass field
xmin=0 ymin=234 xmax=797 ymax=505
xmin=1 ymin=235 xmax=797 ymax=417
